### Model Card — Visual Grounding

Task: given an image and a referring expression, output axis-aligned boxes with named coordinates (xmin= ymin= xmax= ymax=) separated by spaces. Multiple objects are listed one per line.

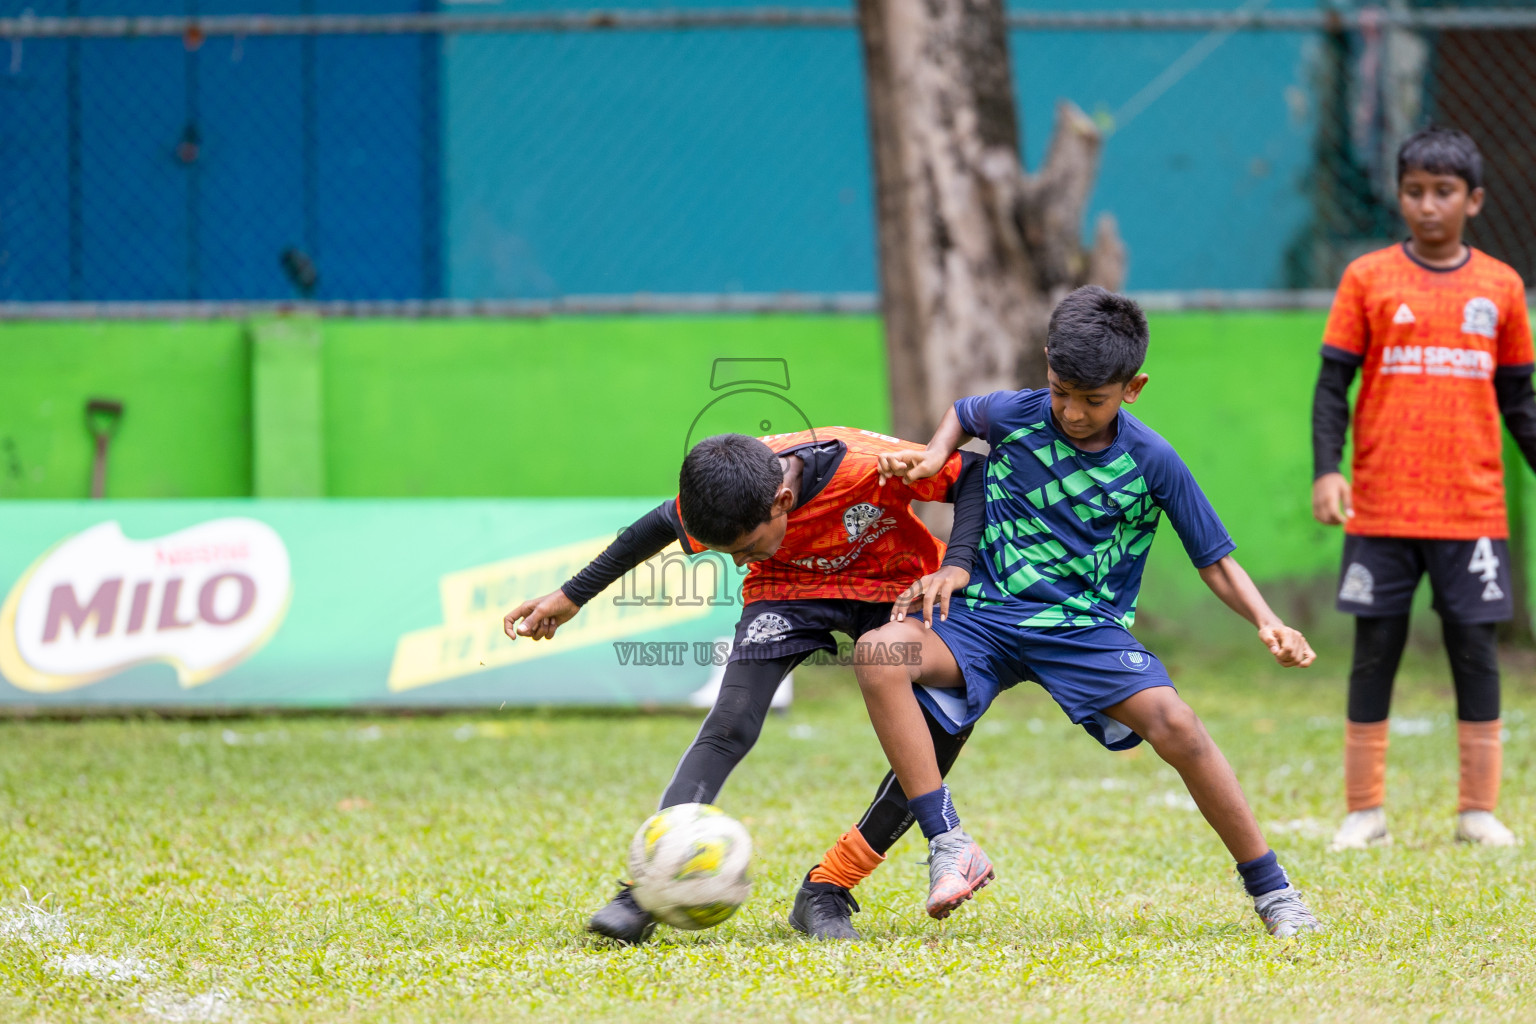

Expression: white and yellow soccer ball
xmin=627 ymin=803 xmax=753 ymax=930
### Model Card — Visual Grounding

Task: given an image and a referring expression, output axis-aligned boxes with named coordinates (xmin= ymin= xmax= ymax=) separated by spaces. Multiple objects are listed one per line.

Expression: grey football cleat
xmin=587 ymin=883 xmax=657 ymax=945
xmin=1456 ymin=810 xmax=1520 ymax=847
xmin=788 ymin=874 xmax=861 ymax=940
xmin=926 ymin=826 xmax=995 ymax=919
xmin=1253 ymin=885 xmax=1321 ymax=939
xmin=1329 ymin=807 xmax=1390 ymax=852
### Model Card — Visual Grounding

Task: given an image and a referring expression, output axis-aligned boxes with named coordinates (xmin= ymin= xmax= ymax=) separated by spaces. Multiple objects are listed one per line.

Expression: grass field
xmin=3 ymin=622 xmax=1535 ymax=1023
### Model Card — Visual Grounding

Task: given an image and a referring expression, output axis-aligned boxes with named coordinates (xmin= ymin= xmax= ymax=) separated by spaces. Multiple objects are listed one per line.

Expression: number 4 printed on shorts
xmin=1470 ymin=537 xmax=1504 ymax=601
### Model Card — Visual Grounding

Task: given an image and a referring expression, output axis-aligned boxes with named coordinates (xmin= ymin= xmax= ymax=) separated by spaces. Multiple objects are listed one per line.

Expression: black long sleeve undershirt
xmin=940 ymin=450 xmax=985 ymax=573
xmin=1311 ymin=350 xmax=1358 ymax=480
xmin=1495 ymin=363 xmax=1536 ymax=473
xmin=559 ymin=447 xmax=988 ymax=607
xmin=1311 ymin=349 xmax=1536 ymax=480
xmin=559 ymin=502 xmax=676 ymax=607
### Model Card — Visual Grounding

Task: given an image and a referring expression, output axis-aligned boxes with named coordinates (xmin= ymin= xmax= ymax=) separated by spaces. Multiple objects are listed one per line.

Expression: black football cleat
xmin=788 ymin=873 xmax=861 ymax=940
xmin=587 ymin=883 xmax=657 ymax=945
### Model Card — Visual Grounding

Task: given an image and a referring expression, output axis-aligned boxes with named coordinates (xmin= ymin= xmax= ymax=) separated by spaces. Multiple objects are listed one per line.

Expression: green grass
xmin=2 ymin=634 xmax=1535 ymax=1023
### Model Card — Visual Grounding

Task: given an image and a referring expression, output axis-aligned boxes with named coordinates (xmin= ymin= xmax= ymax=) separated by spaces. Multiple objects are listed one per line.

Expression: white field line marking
xmin=5 ymin=903 xmax=242 ymax=1024
xmin=142 ymin=987 xmax=239 ymax=1022
xmin=49 ymin=953 xmax=158 ymax=982
xmin=0 ymin=901 xmax=69 ymax=941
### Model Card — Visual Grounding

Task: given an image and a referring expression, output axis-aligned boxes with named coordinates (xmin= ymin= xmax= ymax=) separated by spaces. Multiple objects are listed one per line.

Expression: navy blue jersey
xmin=955 ymin=388 xmax=1234 ymax=629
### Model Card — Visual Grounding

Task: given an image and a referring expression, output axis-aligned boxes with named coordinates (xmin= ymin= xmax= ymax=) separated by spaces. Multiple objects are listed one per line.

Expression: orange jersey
xmin=1323 ymin=244 xmax=1533 ymax=539
xmin=673 ymin=427 xmax=964 ymax=604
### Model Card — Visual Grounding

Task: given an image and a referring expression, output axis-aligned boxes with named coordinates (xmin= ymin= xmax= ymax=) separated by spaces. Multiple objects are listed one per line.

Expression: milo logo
xmin=0 ymin=519 xmax=292 ymax=693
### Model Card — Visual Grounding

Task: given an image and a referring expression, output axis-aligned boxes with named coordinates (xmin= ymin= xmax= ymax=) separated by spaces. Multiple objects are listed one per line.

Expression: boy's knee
xmin=701 ymin=692 xmax=766 ymax=752
xmin=1141 ymin=699 xmax=1208 ymax=758
xmin=855 ymin=662 xmax=909 ymax=693
xmin=701 ymin=707 xmax=761 ymax=754
xmin=853 ymin=621 xmax=925 ymax=690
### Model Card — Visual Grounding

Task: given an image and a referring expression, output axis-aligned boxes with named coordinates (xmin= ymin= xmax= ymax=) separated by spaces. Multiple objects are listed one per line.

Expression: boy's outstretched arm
xmin=1197 ymin=555 xmax=1317 ymax=668
xmin=878 ymin=406 xmax=973 ymax=484
xmin=503 ymin=503 xmax=678 ymax=642
xmin=889 ymin=450 xmax=986 ymax=625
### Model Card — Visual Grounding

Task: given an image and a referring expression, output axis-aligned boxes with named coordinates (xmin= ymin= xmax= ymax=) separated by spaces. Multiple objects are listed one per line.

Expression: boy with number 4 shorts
xmin=1313 ymin=126 xmax=1536 ymax=850
xmin=504 ymin=426 xmax=988 ymax=943
xmin=838 ymin=286 xmax=1323 ymax=939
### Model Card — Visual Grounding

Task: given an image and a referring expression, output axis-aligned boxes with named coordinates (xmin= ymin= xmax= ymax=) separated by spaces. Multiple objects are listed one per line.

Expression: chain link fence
xmin=1 ymin=4 xmax=1534 ymax=311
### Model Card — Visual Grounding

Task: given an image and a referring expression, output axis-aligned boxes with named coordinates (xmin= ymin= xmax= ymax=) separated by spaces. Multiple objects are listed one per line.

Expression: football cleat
xmin=1328 ymin=807 xmax=1390 ymax=852
xmin=1253 ymin=885 xmax=1322 ymax=939
xmin=788 ymin=874 xmax=861 ymax=941
xmin=1456 ymin=810 xmax=1520 ymax=847
xmin=925 ymin=827 xmax=994 ymax=920
xmin=587 ymin=882 xmax=657 ymax=945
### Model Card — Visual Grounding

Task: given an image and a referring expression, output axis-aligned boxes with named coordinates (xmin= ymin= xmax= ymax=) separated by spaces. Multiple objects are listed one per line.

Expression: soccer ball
xmin=627 ymin=803 xmax=753 ymax=930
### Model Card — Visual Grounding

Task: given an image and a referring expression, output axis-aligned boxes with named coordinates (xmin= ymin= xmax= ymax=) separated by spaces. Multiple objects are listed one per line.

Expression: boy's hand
xmin=1312 ymin=472 xmax=1353 ymax=525
xmin=1257 ymin=622 xmax=1316 ymax=668
xmin=878 ymin=449 xmax=948 ymax=485
xmin=890 ymin=566 xmax=970 ymax=627
xmin=504 ymin=589 xmax=580 ymax=642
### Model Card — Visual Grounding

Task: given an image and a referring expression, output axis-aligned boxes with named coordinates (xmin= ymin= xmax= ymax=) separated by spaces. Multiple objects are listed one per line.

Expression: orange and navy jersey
xmin=1323 ymin=244 xmax=1533 ymax=539
xmin=667 ymin=426 xmax=964 ymax=604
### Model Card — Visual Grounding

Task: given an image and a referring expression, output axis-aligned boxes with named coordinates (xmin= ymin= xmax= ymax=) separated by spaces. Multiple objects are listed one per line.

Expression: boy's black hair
xmin=1397 ymin=125 xmax=1483 ymax=191
xmin=678 ymin=434 xmax=783 ymax=546
xmin=1044 ymin=285 xmax=1150 ymax=389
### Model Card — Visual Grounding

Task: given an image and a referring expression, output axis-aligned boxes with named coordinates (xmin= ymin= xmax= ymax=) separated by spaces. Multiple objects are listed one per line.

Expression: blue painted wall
xmin=445 ymin=0 xmax=1322 ymax=296
xmin=0 ymin=0 xmax=437 ymax=300
xmin=443 ymin=19 xmax=873 ymax=297
xmin=1014 ymin=23 xmax=1318 ymax=291
xmin=1 ymin=0 xmax=1327 ymax=299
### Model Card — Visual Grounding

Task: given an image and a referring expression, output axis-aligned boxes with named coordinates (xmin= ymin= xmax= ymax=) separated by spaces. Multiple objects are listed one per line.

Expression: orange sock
xmin=808 ymin=827 xmax=885 ymax=890
xmin=1344 ymin=719 xmax=1390 ymax=812
xmin=1458 ymin=719 xmax=1503 ymax=813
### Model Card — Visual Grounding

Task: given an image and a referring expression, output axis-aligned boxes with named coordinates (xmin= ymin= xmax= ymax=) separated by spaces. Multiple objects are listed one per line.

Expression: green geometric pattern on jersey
xmin=968 ymin=419 xmax=1161 ymax=629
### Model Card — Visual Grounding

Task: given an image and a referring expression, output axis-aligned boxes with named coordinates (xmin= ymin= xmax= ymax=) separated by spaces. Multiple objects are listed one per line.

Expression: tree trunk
xmin=859 ymin=0 xmax=1127 ymax=444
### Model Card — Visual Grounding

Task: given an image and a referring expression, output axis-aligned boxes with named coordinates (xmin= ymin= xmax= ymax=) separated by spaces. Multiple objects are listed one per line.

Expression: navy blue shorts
xmin=728 ymin=598 xmax=893 ymax=664
xmin=919 ymin=599 xmax=1173 ymax=750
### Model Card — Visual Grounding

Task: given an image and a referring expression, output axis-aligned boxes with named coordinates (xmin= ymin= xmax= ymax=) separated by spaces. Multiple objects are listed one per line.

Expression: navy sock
xmin=908 ymin=785 xmax=961 ymax=840
xmin=1236 ymin=850 xmax=1289 ymax=897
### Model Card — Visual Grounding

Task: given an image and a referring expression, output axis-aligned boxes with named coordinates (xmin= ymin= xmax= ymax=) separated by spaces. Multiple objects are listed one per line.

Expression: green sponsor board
xmin=0 ymin=500 xmax=743 ymax=708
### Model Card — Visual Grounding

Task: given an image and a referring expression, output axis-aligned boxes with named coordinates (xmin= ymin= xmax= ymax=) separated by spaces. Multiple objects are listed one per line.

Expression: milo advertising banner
xmin=0 ymin=501 xmax=743 ymax=708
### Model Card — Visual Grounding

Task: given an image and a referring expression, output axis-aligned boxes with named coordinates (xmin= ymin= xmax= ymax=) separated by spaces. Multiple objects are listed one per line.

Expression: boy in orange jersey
xmin=1313 ymin=126 xmax=1536 ymax=850
xmin=505 ymin=427 xmax=986 ymax=942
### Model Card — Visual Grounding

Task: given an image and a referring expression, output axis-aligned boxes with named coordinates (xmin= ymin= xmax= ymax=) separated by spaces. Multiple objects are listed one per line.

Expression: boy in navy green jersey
xmin=851 ymin=286 xmax=1323 ymax=938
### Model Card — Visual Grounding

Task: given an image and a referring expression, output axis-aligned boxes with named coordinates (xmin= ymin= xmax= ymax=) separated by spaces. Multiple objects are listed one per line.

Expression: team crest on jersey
xmin=1339 ymin=563 xmax=1375 ymax=605
xmin=1461 ymin=297 xmax=1499 ymax=339
xmin=1119 ymin=650 xmax=1151 ymax=672
xmin=843 ymin=503 xmax=883 ymax=543
xmin=743 ymin=612 xmax=791 ymax=645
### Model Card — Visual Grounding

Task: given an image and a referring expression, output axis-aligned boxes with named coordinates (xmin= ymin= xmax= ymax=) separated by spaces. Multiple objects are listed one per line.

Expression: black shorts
xmin=1336 ymin=535 xmax=1513 ymax=623
xmin=728 ymin=598 xmax=894 ymax=664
